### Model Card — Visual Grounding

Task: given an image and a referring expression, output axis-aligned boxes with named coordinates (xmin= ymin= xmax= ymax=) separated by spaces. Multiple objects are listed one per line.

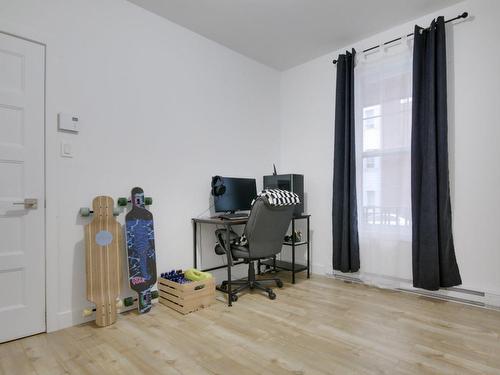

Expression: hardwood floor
xmin=2 ymin=274 xmax=500 ymax=375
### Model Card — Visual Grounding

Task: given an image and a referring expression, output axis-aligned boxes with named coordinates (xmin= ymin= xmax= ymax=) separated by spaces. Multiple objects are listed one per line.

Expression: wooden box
xmin=158 ymin=276 xmax=215 ymax=314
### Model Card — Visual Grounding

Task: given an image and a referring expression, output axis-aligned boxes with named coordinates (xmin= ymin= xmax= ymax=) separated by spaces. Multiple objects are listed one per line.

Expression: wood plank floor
xmin=2 ymin=274 xmax=500 ymax=375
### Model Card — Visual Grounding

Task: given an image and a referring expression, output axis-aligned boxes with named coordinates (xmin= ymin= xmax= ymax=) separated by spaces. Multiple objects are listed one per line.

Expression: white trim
xmin=57 ymin=300 xmax=158 ymax=330
xmin=311 ymin=263 xmax=331 ymax=276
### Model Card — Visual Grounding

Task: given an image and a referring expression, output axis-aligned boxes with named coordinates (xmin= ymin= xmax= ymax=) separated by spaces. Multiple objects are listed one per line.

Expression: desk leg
xmin=292 ymin=218 xmax=296 ymax=284
xmin=225 ymin=224 xmax=232 ymax=307
xmin=307 ymin=216 xmax=310 ymax=279
xmin=192 ymin=220 xmax=197 ymax=269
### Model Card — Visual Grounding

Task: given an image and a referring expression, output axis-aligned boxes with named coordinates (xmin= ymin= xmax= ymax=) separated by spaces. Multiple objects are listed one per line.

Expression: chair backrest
xmin=243 ymin=197 xmax=294 ymax=259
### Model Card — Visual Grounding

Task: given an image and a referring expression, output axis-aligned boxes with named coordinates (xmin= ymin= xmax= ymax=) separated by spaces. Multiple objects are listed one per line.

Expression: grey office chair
xmin=214 ymin=196 xmax=294 ymax=301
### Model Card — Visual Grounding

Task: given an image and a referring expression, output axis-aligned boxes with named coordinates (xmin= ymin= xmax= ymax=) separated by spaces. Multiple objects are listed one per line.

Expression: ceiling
xmin=128 ymin=0 xmax=463 ymax=70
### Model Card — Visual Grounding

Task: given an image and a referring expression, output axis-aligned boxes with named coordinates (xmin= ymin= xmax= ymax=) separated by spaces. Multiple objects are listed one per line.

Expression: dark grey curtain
xmin=411 ymin=17 xmax=461 ymax=290
xmin=332 ymin=49 xmax=359 ymax=273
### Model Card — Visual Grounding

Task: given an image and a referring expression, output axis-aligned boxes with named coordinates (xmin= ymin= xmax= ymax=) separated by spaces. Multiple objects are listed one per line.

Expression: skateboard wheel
xmin=124 ymin=297 xmax=134 ymax=307
xmin=80 ymin=207 xmax=91 ymax=217
xmin=145 ymin=197 xmax=153 ymax=206
xmin=151 ymin=290 xmax=159 ymax=299
xmin=112 ymin=207 xmax=121 ymax=216
xmin=116 ymin=300 xmax=123 ymax=308
xmin=117 ymin=197 xmax=128 ymax=207
xmin=83 ymin=308 xmax=93 ymax=317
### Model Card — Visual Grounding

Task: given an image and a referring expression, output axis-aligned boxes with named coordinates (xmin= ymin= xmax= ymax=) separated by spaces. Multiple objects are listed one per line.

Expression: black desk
xmin=191 ymin=214 xmax=311 ymax=306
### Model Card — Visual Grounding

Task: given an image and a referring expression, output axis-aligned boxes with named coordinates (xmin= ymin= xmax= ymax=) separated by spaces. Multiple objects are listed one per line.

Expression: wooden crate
xmin=158 ymin=277 xmax=215 ymax=314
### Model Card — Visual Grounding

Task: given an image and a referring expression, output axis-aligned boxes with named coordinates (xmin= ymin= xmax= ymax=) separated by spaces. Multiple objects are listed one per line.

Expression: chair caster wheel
xmin=230 ymin=294 xmax=238 ymax=302
xmin=276 ymin=280 xmax=283 ymax=288
xmin=268 ymin=292 xmax=276 ymax=300
xmin=219 ymin=282 xmax=228 ymax=292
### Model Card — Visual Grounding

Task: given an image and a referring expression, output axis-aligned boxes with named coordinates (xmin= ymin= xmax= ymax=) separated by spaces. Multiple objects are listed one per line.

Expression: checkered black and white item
xmin=253 ymin=189 xmax=300 ymax=207
xmin=234 ymin=189 xmax=300 ymax=246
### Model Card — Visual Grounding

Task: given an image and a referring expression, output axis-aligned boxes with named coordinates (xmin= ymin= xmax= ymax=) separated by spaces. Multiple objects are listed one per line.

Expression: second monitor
xmin=214 ymin=177 xmax=257 ymax=216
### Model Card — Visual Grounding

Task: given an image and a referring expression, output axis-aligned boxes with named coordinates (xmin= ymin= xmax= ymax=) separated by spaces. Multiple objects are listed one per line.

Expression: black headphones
xmin=211 ymin=175 xmax=226 ymax=197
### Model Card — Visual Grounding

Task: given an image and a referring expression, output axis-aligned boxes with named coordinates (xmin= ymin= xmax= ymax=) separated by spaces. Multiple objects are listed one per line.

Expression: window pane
xmin=355 ymin=48 xmax=412 ymax=233
xmin=361 ymin=153 xmax=411 ymax=226
xmin=363 ymin=117 xmax=381 ymax=151
xmin=363 ymin=105 xmax=381 ymax=119
xmin=378 ymin=110 xmax=411 ymax=150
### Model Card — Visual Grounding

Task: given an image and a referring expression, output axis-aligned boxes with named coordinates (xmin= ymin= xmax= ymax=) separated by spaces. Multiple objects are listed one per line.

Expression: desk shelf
xmin=258 ymin=214 xmax=310 ymax=284
xmin=260 ymin=259 xmax=308 ymax=273
xmin=283 ymin=241 xmax=307 ymax=247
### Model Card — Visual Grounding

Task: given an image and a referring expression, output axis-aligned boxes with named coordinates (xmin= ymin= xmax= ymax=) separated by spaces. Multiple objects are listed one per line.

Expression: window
xmin=366 ymin=190 xmax=376 ymax=206
xmin=355 ymin=48 xmax=413 ymax=232
xmin=362 ymin=105 xmax=381 ymax=150
xmin=366 ymin=157 xmax=375 ymax=169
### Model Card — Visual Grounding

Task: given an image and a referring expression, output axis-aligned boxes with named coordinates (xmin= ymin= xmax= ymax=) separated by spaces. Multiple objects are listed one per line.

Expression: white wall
xmin=0 ymin=0 xmax=281 ymax=331
xmin=280 ymin=0 xmax=500 ymax=295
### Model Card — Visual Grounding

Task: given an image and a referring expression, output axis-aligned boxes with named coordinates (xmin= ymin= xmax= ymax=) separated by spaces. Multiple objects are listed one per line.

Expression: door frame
xmin=0 ymin=28 xmax=56 ymax=333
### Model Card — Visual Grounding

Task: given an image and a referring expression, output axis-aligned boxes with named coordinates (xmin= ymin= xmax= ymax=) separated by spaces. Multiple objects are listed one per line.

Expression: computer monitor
xmin=214 ymin=177 xmax=257 ymax=213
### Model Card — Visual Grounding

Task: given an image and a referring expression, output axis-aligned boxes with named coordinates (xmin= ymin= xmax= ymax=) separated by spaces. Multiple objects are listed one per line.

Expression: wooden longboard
xmin=125 ymin=187 xmax=157 ymax=314
xmin=84 ymin=196 xmax=123 ymax=327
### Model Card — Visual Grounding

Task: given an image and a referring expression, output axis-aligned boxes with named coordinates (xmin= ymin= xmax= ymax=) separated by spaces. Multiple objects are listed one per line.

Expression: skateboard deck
xmin=84 ymin=196 xmax=123 ymax=327
xmin=125 ymin=187 xmax=157 ymax=313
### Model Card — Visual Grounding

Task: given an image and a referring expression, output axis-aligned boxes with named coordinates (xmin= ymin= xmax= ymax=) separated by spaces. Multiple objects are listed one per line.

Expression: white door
xmin=0 ymin=32 xmax=45 ymax=342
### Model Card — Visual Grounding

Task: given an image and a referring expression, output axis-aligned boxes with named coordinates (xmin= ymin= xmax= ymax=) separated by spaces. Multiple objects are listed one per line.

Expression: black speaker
xmin=263 ymin=174 xmax=304 ymax=216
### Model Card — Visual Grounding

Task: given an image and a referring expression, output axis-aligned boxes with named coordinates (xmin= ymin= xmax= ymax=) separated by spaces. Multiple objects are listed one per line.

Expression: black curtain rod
xmin=332 ymin=12 xmax=468 ymax=64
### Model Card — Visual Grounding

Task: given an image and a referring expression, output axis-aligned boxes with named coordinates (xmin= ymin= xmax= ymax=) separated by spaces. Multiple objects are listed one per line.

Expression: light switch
xmin=60 ymin=141 xmax=73 ymax=158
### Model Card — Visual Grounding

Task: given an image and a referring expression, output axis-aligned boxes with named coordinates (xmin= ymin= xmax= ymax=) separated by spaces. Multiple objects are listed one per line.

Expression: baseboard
xmin=328 ymin=270 xmax=500 ymax=310
xmin=311 ymin=263 xmax=331 ymax=275
xmin=53 ymin=298 xmax=158 ymax=331
xmin=54 ymin=309 xmax=88 ymax=331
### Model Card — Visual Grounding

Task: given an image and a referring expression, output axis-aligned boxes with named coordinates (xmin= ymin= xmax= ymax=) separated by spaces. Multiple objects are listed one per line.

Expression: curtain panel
xmin=411 ymin=17 xmax=462 ymax=290
xmin=332 ymin=49 xmax=360 ymax=273
xmin=354 ymin=42 xmax=413 ymax=280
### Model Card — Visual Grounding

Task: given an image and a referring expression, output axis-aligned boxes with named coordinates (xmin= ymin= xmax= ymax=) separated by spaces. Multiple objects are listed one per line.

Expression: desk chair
xmin=214 ymin=196 xmax=294 ymax=301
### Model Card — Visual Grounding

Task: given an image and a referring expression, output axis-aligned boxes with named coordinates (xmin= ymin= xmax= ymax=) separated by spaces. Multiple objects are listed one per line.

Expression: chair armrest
xmin=214 ymin=228 xmax=240 ymax=266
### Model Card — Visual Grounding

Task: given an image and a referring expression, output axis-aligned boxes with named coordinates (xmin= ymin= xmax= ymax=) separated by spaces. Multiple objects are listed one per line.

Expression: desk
xmin=191 ymin=214 xmax=311 ymax=306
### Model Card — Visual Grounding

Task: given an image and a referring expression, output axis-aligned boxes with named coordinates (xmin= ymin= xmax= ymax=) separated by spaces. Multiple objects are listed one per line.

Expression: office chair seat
xmin=214 ymin=224 xmax=278 ymax=259
xmin=229 ymin=246 xmax=250 ymax=258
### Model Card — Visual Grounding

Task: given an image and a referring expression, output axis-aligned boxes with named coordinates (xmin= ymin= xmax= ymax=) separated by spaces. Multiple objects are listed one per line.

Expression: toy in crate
xmin=161 ymin=270 xmax=190 ymax=284
xmin=158 ymin=269 xmax=215 ymax=314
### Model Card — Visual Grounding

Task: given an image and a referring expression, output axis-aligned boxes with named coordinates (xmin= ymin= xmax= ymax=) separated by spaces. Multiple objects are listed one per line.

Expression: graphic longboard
xmin=124 ymin=187 xmax=157 ymax=313
xmin=82 ymin=196 xmax=123 ymax=327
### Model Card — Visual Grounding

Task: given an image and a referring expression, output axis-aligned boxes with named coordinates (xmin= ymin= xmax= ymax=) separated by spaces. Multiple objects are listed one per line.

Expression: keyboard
xmin=218 ymin=213 xmax=249 ymax=220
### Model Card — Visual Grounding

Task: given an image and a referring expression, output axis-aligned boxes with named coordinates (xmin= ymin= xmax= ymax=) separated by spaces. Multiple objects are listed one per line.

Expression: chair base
xmin=220 ymin=261 xmax=283 ymax=302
